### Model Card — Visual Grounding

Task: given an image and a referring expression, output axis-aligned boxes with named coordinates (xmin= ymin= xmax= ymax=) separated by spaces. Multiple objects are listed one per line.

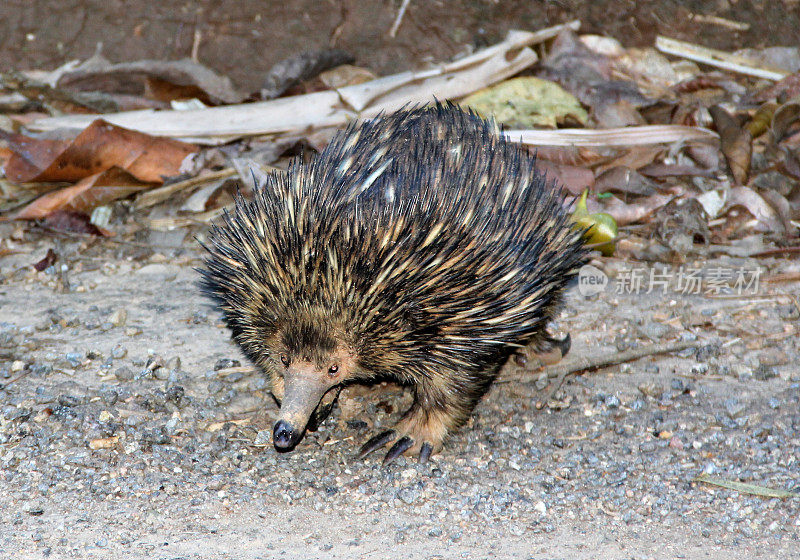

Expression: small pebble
xmin=114 ymin=366 xmax=134 ymax=381
xmin=109 ymin=309 xmax=127 ymax=327
xmin=214 ymin=358 xmax=241 ymax=370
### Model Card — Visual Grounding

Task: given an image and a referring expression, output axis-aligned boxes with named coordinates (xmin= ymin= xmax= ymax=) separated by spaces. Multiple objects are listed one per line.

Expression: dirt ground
xmin=2 ymin=1 xmax=800 ymax=94
xmin=2 ymin=1 xmax=800 ymax=559
xmin=0 ymin=226 xmax=799 ymax=559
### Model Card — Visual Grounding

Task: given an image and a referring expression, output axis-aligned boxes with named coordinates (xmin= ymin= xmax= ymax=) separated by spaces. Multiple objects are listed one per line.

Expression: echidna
xmin=200 ymin=103 xmax=586 ymax=464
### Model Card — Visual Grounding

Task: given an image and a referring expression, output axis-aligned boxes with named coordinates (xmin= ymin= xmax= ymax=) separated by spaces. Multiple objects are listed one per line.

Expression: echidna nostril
xmin=273 ymin=420 xmax=296 ymax=449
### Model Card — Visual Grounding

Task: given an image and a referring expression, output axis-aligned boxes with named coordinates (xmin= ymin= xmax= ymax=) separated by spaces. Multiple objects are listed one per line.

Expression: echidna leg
xmin=523 ymin=332 xmax=572 ymax=366
xmin=358 ymin=401 xmax=455 ymax=464
xmin=359 ymin=380 xmax=471 ymax=464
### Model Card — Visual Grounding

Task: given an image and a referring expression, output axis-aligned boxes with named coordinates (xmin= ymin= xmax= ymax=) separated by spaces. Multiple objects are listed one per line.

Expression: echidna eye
xmin=328 ymin=364 xmax=339 ymax=376
xmin=280 ymin=354 xmax=290 ymax=367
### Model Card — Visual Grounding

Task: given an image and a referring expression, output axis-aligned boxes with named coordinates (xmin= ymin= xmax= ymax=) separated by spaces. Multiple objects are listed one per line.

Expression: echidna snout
xmin=271 ymin=350 xmax=352 ymax=451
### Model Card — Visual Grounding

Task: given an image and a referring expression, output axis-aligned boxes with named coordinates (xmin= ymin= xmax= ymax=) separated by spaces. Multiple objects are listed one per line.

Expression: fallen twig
xmin=687 ymin=14 xmax=750 ymax=31
xmin=505 ymin=125 xmax=718 ymax=147
xmin=508 ymin=339 xmax=704 ymax=384
xmin=134 ymin=167 xmax=238 ymax=210
xmin=146 ymin=203 xmax=233 ymax=230
xmin=694 ymin=474 xmax=796 ymax=499
xmin=764 ymin=271 xmax=800 ymax=284
xmin=389 ymin=0 xmax=411 ymax=38
xmin=751 ymin=246 xmax=800 ymax=258
xmin=656 ymin=36 xmax=787 ymax=81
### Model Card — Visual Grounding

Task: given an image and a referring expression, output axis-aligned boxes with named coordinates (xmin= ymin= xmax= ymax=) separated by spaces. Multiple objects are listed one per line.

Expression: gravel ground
xmin=1 ymin=227 xmax=799 ymax=559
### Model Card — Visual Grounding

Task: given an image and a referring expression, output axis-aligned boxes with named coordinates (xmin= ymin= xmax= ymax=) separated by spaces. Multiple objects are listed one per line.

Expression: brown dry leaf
xmin=4 ymin=119 xmax=197 ymax=184
xmin=686 ymin=144 xmax=722 ymax=171
xmin=539 ymin=29 xmax=614 ymax=96
xmin=144 ymin=78 xmax=215 ymax=103
xmin=778 ymin=147 xmax=800 ymax=181
xmin=592 ymin=99 xmax=646 ymax=128
xmin=709 ymin=104 xmax=751 ymax=186
xmin=541 ymin=31 xmax=651 ymax=124
xmin=0 ymin=145 xmax=13 ymax=169
xmin=40 ymin=210 xmax=105 ymax=235
xmin=726 ymin=186 xmax=783 ymax=233
xmin=11 ymin=167 xmax=148 ymax=220
xmin=535 ymin=160 xmax=594 ymax=195
xmin=534 ymin=146 xmax=609 ymax=168
xmin=596 ymin=146 xmax=666 ymax=175
xmin=750 ymin=71 xmax=800 ymax=103
xmin=33 ymin=248 xmax=57 ymax=271
xmin=771 ymin=100 xmax=800 ymax=145
xmin=0 ymin=132 xmax=70 ymax=181
xmin=56 ymin=54 xmax=243 ymax=105
xmin=180 ymin=177 xmax=239 ymax=213
xmin=587 ymin=192 xmax=676 ymax=226
xmin=594 ymin=166 xmax=658 ymax=196
xmin=617 ymin=47 xmax=679 ymax=89
xmin=319 ymin=64 xmax=378 ymax=89
xmin=638 ymin=163 xmax=716 ymax=178
xmin=758 ymin=189 xmax=794 ymax=235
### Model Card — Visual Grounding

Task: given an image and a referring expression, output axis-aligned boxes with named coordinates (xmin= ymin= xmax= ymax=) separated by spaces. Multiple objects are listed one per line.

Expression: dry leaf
xmin=461 ymin=76 xmax=588 ymax=128
xmin=638 ymin=163 xmax=716 ymax=178
xmin=710 ymin=104 xmax=751 ymax=186
xmin=535 ymin=160 xmax=594 ymax=195
xmin=40 ymin=210 xmax=105 ymax=235
xmin=750 ymin=71 xmax=800 ymax=103
xmin=33 ymin=248 xmax=57 ymax=271
xmin=593 ymin=145 xmax=664 ymax=175
xmin=587 ymin=192 xmax=676 ymax=226
xmin=11 ymin=167 xmax=148 ymax=220
xmin=594 ymin=166 xmax=658 ymax=196
xmin=57 ymin=54 xmax=243 ymax=105
xmin=592 ymin=99 xmax=646 ymax=128
xmin=726 ymin=186 xmax=783 ymax=233
xmin=771 ymin=100 xmax=800 ymax=144
xmin=4 ymin=120 xmax=197 ymax=184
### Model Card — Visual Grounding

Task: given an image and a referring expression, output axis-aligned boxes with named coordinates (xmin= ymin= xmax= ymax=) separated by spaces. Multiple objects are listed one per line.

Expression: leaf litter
xmin=0 ymin=19 xmax=799 ymax=534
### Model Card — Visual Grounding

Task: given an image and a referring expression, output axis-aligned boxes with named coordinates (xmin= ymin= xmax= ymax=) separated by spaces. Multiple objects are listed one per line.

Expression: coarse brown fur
xmin=199 ymin=103 xmax=587 ymax=462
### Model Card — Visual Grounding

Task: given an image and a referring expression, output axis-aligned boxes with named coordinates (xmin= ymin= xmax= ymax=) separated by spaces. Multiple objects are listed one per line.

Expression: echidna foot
xmin=545 ymin=332 xmax=571 ymax=358
xmin=356 ymin=429 xmax=436 ymax=465
xmin=357 ymin=406 xmax=448 ymax=465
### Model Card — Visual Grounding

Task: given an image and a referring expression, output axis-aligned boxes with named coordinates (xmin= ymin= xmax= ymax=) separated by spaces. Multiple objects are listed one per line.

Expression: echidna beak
xmin=273 ymin=420 xmax=301 ymax=450
xmin=273 ymin=368 xmax=333 ymax=451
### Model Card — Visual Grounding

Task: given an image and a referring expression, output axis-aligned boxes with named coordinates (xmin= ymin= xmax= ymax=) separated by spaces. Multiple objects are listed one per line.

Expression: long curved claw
xmin=542 ymin=332 xmax=571 ymax=359
xmin=383 ymin=436 xmax=414 ymax=465
xmin=357 ymin=429 xmax=396 ymax=459
xmin=553 ymin=332 xmax=571 ymax=358
xmin=418 ymin=442 xmax=433 ymax=464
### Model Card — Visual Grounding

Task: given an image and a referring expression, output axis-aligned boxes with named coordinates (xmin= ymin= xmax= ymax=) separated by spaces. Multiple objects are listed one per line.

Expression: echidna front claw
xmin=383 ymin=436 xmax=414 ymax=465
xmin=357 ymin=429 xmax=396 ymax=459
xmin=418 ymin=442 xmax=433 ymax=464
